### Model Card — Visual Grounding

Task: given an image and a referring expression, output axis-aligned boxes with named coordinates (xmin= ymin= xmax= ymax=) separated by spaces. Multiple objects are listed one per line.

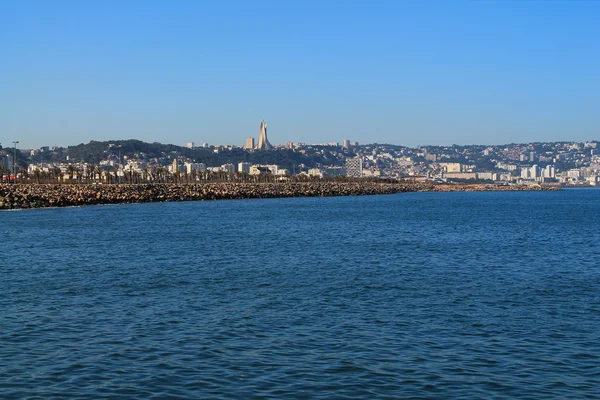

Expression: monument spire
xmin=256 ymin=120 xmax=272 ymax=151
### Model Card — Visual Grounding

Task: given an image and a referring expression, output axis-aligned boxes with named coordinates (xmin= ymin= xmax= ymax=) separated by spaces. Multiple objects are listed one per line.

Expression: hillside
xmin=28 ymin=140 xmax=343 ymax=170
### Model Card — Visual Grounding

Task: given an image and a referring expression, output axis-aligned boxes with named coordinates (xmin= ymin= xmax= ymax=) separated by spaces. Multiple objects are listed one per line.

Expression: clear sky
xmin=1 ymin=0 xmax=599 ymax=149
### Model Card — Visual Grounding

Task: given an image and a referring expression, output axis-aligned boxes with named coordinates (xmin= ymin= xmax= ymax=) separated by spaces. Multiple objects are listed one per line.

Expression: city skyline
xmin=9 ymin=137 xmax=599 ymax=187
xmin=2 ymin=1 xmax=599 ymax=149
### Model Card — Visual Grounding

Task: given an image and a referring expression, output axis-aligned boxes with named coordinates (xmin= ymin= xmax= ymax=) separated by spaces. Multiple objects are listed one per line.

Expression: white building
xmin=543 ymin=165 xmax=556 ymax=179
xmin=439 ymin=162 xmax=461 ymax=173
xmin=238 ymin=162 xmax=252 ymax=174
xmin=185 ymin=162 xmax=206 ymax=174
xmin=521 ymin=165 xmax=540 ymax=180
xmin=308 ymin=168 xmax=323 ymax=177
xmin=220 ymin=163 xmax=235 ymax=173
xmin=250 ymin=164 xmax=279 ymax=175
xmin=476 ymin=172 xmax=499 ymax=181
xmin=567 ymin=169 xmax=582 ymax=179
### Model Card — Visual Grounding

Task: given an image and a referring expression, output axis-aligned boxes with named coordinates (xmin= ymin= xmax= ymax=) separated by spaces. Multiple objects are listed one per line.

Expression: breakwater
xmin=429 ymin=183 xmax=562 ymax=192
xmin=0 ymin=182 xmax=424 ymax=209
xmin=0 ymin=182 xmax=558 ymax=210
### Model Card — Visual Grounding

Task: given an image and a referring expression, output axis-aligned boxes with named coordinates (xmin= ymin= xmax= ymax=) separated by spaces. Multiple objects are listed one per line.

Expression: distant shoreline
xmin=0 ymin=182 xmax=561 ymax=210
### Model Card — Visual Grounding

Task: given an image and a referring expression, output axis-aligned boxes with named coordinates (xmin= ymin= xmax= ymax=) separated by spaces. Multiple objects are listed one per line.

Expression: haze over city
xmin=2 ymin=0 xmax=599 ymax=149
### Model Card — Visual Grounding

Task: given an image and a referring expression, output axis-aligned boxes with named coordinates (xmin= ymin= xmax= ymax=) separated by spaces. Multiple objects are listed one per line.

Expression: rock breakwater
xmin=0 ymin=182 xmax=424 ymax=210
xmin=426 ymin=183 xmax=562 ymax=192
xmin=0 ymin=182 xmax=559 ymax=210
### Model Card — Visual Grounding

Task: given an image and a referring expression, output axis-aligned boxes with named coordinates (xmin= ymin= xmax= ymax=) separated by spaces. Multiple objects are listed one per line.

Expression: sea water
xmin=2 ymin=189 xmax=599 ymax=398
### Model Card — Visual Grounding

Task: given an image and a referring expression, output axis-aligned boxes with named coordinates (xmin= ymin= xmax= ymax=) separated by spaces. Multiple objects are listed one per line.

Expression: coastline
xmin=0 ymin=182 xmax=560 ymax=210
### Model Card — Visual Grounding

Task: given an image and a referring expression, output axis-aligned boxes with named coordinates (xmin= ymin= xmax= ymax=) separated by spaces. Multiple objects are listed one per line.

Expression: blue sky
xmin=1 ymin=0 xmax=599 ymax=149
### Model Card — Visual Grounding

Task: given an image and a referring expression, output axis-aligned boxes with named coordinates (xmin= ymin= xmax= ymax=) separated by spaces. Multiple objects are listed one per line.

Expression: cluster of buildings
xmin=286 ymin=140 xmax=600 ymax=185
xmin=373 ymin=143 xmax=598 ymax=184
xmin=6 ymin=121 xmax=600 ymax=185
xmin=171 ymin=159 xmax=286 ymax=177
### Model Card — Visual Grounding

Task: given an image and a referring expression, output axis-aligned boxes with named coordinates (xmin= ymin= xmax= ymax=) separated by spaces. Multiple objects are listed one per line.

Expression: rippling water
xmin=2 ymin=189 xmax=600 ymax=399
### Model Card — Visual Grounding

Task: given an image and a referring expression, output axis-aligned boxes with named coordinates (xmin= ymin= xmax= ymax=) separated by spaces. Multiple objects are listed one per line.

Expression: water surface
xmin=2 ymin=190 xmax=599 ymax=398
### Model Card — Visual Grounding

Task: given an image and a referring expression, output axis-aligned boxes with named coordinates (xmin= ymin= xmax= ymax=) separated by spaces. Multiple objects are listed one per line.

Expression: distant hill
xmin=28 ymin=139 xmax=343 ymax=170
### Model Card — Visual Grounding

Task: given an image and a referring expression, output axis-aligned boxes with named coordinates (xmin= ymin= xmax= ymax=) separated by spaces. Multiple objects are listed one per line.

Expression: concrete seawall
xmin=0 ymin=182 xmax=559 ymax=210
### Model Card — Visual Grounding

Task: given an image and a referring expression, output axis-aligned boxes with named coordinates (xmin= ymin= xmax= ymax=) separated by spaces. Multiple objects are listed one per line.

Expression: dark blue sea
xmin=2 ymin=189 xmax=600 ymax=399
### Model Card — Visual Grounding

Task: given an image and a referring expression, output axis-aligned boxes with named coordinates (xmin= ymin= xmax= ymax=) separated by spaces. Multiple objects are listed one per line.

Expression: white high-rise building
xmin=521 ymin=165 xmax=540 ymax=180
xmin=543 ymin=165 xmax=556 ymax=178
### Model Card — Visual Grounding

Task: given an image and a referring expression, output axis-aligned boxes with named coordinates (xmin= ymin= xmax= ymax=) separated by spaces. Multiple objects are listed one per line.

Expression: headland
xmin=0 ymin=182 xmax=560 ymax=210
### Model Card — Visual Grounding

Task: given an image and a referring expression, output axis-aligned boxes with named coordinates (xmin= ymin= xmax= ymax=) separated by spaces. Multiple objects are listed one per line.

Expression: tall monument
xmin=256 ymin=120 xmax=272 ymax=151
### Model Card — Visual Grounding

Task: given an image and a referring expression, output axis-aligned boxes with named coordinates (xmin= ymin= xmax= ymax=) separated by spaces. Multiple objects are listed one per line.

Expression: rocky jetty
xmin=425 ymin=183 xmax=562 ymax=192
xmin=0 ymin=182 xmax=559 ymax=210
xmin=0 ymin=182 xmax=422 ymax=210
